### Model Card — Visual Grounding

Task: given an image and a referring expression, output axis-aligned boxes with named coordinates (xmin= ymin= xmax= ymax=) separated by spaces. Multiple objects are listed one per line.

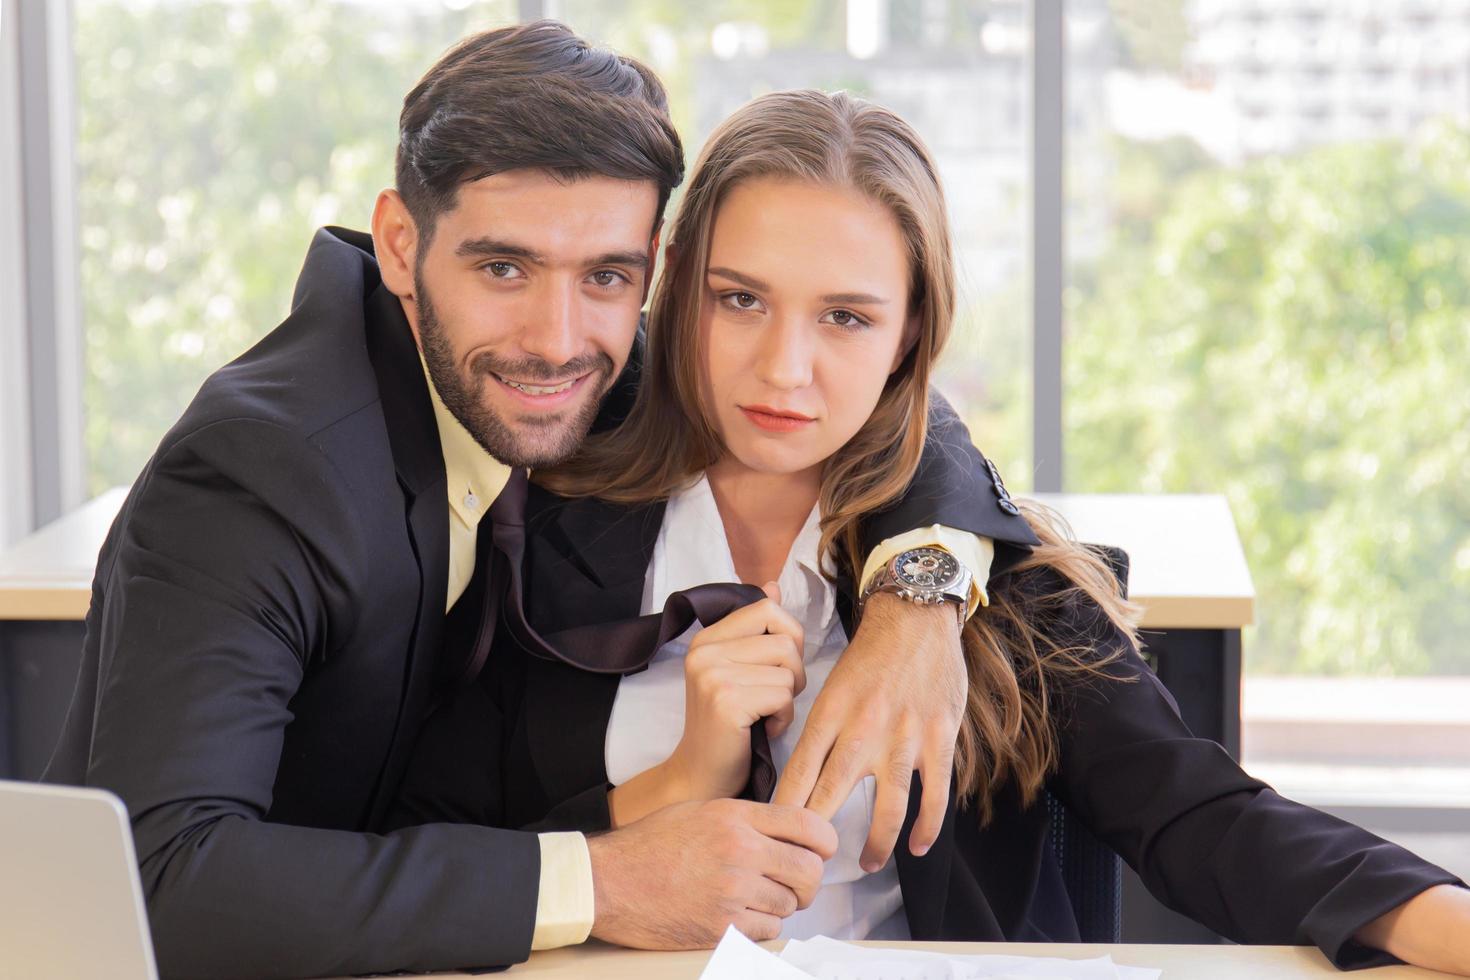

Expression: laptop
xmin=0 ymin=779 xmax=159 ymax=980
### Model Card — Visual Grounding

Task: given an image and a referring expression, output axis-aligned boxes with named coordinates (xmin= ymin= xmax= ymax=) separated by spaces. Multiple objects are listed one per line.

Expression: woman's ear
xmin=891 ymin=312 xmax=922 ymax=374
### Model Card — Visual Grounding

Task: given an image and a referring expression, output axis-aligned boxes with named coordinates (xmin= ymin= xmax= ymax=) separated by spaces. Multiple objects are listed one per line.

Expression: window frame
xmin=5 ymin=0 xmax=85 ymax=544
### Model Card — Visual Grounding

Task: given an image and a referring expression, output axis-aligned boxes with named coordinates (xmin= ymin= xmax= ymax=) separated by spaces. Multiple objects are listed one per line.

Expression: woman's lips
xmin=739 ymin=405 xmax=816 ymax=432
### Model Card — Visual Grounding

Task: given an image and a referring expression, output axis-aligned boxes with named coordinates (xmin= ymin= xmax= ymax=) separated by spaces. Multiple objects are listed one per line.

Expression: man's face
xmin=410 ymin=169 xmax=659 ymax=467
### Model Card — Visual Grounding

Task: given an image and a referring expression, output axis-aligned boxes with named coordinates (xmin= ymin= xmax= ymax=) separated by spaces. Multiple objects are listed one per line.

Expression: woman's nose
xmin=754 ymin=317 xmax=814 ymax=391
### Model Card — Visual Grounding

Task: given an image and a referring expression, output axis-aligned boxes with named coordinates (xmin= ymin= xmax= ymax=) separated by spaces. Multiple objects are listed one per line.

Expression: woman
xmin=399 ymin=90 xmax=1469 ymax=971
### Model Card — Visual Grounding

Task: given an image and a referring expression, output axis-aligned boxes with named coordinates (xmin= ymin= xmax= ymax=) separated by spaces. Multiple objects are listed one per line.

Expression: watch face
xmin=894 ymin=548 xmax=961 ymax=592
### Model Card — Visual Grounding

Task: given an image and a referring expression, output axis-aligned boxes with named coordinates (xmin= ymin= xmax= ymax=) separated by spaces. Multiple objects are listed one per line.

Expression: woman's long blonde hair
xmin=539 ymin=90 xmax=1141 ymax=824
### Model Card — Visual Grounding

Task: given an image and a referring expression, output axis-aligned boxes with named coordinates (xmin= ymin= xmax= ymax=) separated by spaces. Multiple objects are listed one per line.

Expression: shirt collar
xmin=655 ymin=475 xmax=838 ymax=646
xmin=418 ymin=351 xmax=512 ymax=529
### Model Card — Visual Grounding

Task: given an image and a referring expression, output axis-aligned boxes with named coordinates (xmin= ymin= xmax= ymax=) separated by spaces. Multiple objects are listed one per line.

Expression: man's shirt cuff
xmin=531 ymin=832 xmax=594 ymax=950
xmin=860 ymin=526 xmax=996 ymax=618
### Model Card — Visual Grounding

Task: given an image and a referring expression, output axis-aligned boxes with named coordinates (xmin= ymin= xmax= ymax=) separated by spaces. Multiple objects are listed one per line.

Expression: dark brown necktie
xmin=462 ymin=468 xmax=777 ymax=802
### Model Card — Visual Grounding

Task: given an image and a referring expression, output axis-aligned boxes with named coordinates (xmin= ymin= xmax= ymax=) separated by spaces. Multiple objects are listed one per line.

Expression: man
xmin=45 ymin=21 xmax=1038 ymax=979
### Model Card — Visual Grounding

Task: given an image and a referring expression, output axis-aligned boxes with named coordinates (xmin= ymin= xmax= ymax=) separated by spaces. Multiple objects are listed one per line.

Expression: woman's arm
xmin=1356 ymin=884 xmax=1470 ymax=975
xmin=1046 ymin=581 xmax=1465 ymax=969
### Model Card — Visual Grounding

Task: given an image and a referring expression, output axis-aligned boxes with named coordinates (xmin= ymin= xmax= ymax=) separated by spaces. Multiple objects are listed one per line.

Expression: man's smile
xmin=489 ymin=370 xmax=594 ymax=409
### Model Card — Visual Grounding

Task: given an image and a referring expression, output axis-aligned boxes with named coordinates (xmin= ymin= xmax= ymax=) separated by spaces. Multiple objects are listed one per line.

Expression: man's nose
xmin=755 ymin=316 xmax=814 ymax=391
xmin=516 ymin=278 xmax=582 ymax=368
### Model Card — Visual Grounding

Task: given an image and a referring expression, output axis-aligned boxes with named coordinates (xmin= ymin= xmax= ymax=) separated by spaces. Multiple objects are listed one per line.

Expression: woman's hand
xmin=608 ymin=584 xmax=806 ymax=827
xmin=668 ymin=583 xmax=806 ymax=799
xmin=1355 ymin=883 xmax=1470 ymax=975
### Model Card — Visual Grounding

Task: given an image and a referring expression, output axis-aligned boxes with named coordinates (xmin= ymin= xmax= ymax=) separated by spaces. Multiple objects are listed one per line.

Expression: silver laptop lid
xmin=0 ymin=780 xmax=159 ymax=980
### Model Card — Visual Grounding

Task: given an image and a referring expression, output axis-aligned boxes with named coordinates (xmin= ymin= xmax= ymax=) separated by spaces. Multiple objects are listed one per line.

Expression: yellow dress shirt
xmin=421 ymin=358 xmax=593 ymax=950
xmin=419 ymin=356 xmax=994 ymax=950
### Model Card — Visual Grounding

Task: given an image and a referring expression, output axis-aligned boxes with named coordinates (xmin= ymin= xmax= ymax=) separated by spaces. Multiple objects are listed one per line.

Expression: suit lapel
xmin=363 ymin=283 xmax=450 ymax=824
xmin=518 ymin=490 xmax=665 ymax=806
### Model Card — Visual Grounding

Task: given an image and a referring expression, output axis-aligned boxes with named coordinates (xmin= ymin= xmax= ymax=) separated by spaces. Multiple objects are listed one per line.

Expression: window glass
xmin=549 ymin=0 xmax=1036 ymax=486
xmin=75 ymin=0 xmax=516 ymax=492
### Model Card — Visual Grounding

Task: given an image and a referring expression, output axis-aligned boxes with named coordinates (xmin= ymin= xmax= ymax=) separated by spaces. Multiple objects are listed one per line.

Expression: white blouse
xmin=603 ymin=475 xmax=910 ymax=941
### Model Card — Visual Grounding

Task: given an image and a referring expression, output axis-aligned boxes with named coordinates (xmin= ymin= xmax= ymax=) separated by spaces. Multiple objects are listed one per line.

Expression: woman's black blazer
xmin=394 ymin=487 xmax=1464 ymax=972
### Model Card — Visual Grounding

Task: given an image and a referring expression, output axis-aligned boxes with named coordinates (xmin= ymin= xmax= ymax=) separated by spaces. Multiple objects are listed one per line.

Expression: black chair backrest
xmin=1044 ymin=543 xmax=1129 ymax=943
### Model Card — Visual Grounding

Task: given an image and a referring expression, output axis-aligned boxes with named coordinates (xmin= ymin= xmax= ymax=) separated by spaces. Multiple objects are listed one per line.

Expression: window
xmin=1064 ymin=1 xmax=1470 ymax=829
xmin=71 ymin=0 xmax=1033 ymax=496
xmin=74 ymin=0 xmax=517 ymax=493
xmin=543 ymin=0 xmax=1036 ymax=489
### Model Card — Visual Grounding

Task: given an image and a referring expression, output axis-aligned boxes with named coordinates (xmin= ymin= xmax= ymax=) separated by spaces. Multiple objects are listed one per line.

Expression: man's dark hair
xmin=395 ymin=20 xmax=685 ymax=245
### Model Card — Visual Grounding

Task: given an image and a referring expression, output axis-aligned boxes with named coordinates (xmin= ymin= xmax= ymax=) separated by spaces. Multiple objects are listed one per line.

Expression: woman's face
xmin=698 ymin=177 xmax=915 ymax=479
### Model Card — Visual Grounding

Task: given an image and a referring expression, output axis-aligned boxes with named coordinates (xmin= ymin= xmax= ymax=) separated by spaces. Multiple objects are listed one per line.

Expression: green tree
xmin=1067 ymin=124 xmax=1470 ymax=676
xmin=76 ymin=0 xmax=512 ymax=493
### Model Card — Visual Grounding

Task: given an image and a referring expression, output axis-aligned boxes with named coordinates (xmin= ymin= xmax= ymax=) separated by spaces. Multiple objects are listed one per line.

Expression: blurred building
xmin=1112 ymin=0 xmax=1470 ymax=162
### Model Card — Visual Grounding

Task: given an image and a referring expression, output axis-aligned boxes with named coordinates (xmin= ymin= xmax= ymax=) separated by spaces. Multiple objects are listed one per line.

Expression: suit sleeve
xmin=858 ymin=388 xmax=1039 ymax=563
xmin=78 ymin=419 xmax=542 ymax=980
xmin=1048 ymin=597 xmax=1465 ymax=969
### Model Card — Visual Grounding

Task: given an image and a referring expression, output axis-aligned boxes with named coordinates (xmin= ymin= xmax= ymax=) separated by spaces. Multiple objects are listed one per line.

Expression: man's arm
xmin=860 ymin=390 xmax=1039 ymax=555
xmin=774 ymin=390 xmax=1038 ymax=866
xmin=69 ymin=420 xmax=544 ymax=979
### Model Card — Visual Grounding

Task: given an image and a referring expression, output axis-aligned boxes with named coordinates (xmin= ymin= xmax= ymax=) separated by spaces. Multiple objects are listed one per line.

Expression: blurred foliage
xmin=555 ymin=0 xmax=1034 ymax=487
xmin=76 ymin=2 xmax=1467 ymax=676
xmin=1067 ymin=124 xmax=1470 ymax=675
xmin=77 ymin=0 xmax=1032 ymax=498
xmin=75 ymin=0 xmax=514 ymax=490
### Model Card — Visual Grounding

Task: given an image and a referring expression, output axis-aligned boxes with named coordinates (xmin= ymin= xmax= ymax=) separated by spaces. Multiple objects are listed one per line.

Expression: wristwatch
xmin=860 ymin=546 xmax=973 ymax=625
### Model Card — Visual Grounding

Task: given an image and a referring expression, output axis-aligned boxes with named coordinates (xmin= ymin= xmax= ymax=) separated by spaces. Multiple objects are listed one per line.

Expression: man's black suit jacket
xmin=394 ymin=487 xmax=1465 ymax=973
xmin=42 ymin=227 xmax=1036 ymax=979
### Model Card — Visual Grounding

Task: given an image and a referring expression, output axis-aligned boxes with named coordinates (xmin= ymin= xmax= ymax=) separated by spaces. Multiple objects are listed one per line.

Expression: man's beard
xmin=415 ymin=276 xmax=614 ymax=468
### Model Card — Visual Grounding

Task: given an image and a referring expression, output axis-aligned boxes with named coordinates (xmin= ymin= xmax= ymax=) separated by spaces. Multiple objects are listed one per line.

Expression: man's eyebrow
xmin=455 ymin=239 xmax=649 ymax=270
xmin=707 ymin=266 xmax=770 ymax=291
xmin=455 ymin=238 xmax=543 ymax=263
xmin=591 ymin=250 xmax=650 ymax=270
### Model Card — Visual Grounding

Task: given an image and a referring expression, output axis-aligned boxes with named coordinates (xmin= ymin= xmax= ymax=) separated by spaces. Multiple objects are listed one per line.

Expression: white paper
xmin=779 ymin=935 xmax=1162 ymax=980
xmin=697 ymin=929 xmax=1161 ymax=980
xmin=698 ymin=925 xmax=816 ymax=980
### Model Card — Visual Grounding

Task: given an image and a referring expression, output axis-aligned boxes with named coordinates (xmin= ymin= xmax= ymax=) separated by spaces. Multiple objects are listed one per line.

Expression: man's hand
xmin=586 ymin=798 xmax=838 ymax=949
xmin=772 ymin=592 xmax=964 ymax=871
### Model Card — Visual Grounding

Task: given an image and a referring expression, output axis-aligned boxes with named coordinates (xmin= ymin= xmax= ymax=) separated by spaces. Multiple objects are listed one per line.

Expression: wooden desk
xmin=328 ymin=940 xmax=1443 ymax=979
xmin=1030 ymin=493 xmax=1254 ymax=631
xmin=0 ymin=490 xmax=1255 ymax=945
xmin=0 ymin=488 xmax=126 ymax=621
xmin=0 ymin=490 xmax=1254 ymax=630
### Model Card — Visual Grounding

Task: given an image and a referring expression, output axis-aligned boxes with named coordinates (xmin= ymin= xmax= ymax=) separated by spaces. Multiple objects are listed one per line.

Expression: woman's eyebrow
xmin=821 ymin=291 xmax=889 ymax=305
xmin=707 ymin=266 xmax=769 ymax=291
xmin=709 ymin=266 xmax=889 ymax=306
